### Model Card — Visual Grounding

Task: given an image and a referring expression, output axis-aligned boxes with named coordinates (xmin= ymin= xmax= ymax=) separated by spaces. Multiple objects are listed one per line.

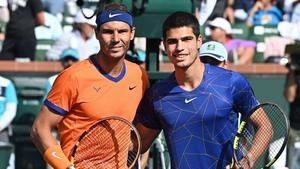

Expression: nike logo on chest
xmin=184 ymin=97 xmax=197 ymax=103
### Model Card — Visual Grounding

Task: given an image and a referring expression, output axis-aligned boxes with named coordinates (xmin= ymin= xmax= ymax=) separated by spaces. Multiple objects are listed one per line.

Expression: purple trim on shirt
xmin=225 ymin=39 xmax=256 ymax=52
xmin=44 ymin=99 xmax=68 ymax=116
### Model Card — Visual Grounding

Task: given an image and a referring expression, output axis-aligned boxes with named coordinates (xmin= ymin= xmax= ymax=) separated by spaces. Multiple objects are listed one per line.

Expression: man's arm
xmin=31 ymin=105 xmax=62 ymax=153
xmin=31 ymin=105 xmax=73 ymax=169
xmin=237 ymin=46 xmax=255 ymax=65
xmin=135 ymin=123 xmax=161 ymax=153
xmin=247 ymin=108 xmax=273 ymax=167
xmin=284 ymin=70 xmax=297 ymax=102
xmin=224 ymin=0 xmax=235 ymax=23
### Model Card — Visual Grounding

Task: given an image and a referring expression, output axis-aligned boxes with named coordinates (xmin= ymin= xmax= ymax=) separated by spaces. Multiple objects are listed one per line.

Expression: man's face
xmin=163 ymin=26 xmax=202 ymax=68
xmin=210 ymin=26 xmax=226 ymax=42
xmin=96 ymin=21 xmax=135 ymax=59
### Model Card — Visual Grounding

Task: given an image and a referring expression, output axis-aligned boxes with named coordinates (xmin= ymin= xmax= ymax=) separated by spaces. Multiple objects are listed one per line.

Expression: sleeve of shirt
xmin=44 ymin=71 xmax=78 ymax=116
xmin=239 ymin=39 xmax=256 ymax=48
xmin=137 ymin=88 xmax=162 ymax=130
xmin=231 ymin=72 xmax=260 ymax=118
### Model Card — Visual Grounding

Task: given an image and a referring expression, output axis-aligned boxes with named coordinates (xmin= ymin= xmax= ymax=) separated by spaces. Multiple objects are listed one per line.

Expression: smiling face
xmin=96 ymin=21 xmax=135 ymax=60
xmin=164 ymin=26 xmax=202 ymax=69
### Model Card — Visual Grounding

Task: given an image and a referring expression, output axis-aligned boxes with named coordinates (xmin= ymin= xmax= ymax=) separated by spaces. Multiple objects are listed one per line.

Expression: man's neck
xmin=96 ymin=52 xmax=125 ymax=77
xmin=175 ymin=58 xmax=205 ymax=91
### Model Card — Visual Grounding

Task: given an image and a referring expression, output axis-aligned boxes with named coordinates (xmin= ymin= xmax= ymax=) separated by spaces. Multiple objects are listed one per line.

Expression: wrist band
xmin=43 ymin=145 xmax=72 ymax=169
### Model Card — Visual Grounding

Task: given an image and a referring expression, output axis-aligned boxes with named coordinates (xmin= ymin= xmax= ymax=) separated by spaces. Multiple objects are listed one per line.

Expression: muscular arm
xmin=247 ymin=107 xmax=273 ymax=167
xmin=135 ymin=123 xmax=161 ymax=153
xmin=31 ymin=105 xmax=63 ymax=154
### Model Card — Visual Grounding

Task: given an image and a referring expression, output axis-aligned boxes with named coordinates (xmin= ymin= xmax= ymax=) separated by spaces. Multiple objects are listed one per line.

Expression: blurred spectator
xmin=277 ymin=21 xmax=300 ymax=42
xmin=247 ymin=0 xmax=283 ymax=26
xmin=195 ymin=0 xmax=235 ymax=24
xmin=234 ymin=0 xmax=255 ymax=22
xmin=44 ymin=48 xmax=79 ymax=99
xmin=0 ymin=75 xmax=17 ymax=169
xmin=46 ymin=8 xmax=99 ymax=61
xmin=35 ymin=11 xmax=63 ymax=40
xmin=0 ymin=0 xmax=9 ymax=42
xmin=208 ymin=17 xmax=256 ymax=64
xmin=0 ymin=0 xmax=45 ymax=61
xmin=223 ymin=0 xmax=235 ymax=23
xmin=208 ymin=0 xmax=232 ymax=22
xmin=199 ymin=40 xmax=228 ymax=68
xmin=264 ymin=36 xmax=294 ymax=61
xmin=289 ymin=0 xmax=300 ymax=23
xmin=42 ymin=0 xmax=64 ymax=22
xmin=284 ymin=62 xmax=300 ymax=169
xmin=283 ymin=0 xmax=297 ymax=21
xmin=195 ymin=0 xmax=217 ymax=26
xmin=0 ymin=0 xmax=9 ymax=23
xmin=278 ymin=0 xmax=300 ymax=41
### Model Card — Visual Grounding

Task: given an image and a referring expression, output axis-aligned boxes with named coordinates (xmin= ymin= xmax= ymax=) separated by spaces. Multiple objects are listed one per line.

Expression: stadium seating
xmin=0 ymin=142 xmax=13 ymax=169
xmin=11 ymin=77 xmax=46 ymax=124
xmin=35 ymin=39 xmax=56 ymax=61
xmin=249 ymin=25 xmax=279 ymax=63
xmin=123 ymin=0 xmax=193 ymax=38
xmin=9 ymin=76 xmax=47 ymax=169
xmin=231 ymin=23 xmax=250 ymax=39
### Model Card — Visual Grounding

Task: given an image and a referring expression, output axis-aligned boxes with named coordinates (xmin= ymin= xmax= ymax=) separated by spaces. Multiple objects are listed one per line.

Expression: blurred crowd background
xmin=0 ymin=0 xmax=299 ymax=65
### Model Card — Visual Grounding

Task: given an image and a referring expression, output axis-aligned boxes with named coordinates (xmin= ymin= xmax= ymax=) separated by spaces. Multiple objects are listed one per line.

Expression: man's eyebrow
xmin=102 ymin=28 xmax=130 ymax=32
xmin=166 ymin=37 xmax=177 ymax=41
xmin=181 ymin=36 xmax=194 ymax=40
xmin=166 ymin=36 xmax=194 ymax=41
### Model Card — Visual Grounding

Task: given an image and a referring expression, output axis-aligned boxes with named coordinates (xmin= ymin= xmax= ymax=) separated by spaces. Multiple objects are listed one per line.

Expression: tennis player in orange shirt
xmin=31 ymin=2 xmax=149 ymax=169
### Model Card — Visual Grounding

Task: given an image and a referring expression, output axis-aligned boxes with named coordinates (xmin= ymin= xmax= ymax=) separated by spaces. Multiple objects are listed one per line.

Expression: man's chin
xmin=109 ymin=52 xmax=125 ymax=59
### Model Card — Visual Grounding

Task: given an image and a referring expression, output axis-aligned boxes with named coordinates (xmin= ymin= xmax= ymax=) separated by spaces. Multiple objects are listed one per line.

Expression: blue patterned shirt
xmin=138 ymin=64 xmax=259 ymax=169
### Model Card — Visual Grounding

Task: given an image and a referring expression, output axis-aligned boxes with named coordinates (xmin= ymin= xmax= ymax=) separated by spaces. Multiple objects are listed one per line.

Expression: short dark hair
xmin=162 ymin=11 xmax=200 ymax=40
xmin=102 ymin=2 xmax=129 ymax=12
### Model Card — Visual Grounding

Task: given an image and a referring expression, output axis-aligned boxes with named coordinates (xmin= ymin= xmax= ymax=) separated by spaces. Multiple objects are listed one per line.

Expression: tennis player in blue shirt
xmin=136 ymin=12 xmax=267 ymax=169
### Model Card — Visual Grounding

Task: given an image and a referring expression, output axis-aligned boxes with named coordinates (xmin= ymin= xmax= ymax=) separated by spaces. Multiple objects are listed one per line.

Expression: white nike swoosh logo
xmin=109 ymin=13 xmax=122 ymax=18
xmin=52 ymin=152 xmax=63 ymax=160
xmin=185 ymin=97 xmax=197 ymax=103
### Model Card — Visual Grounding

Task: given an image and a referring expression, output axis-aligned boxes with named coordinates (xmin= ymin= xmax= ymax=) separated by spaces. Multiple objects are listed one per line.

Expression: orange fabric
xmin=46 ymin=58 xmax=149 ymax=158
xmin=43 ymin=145 xmax=73 ymax=169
